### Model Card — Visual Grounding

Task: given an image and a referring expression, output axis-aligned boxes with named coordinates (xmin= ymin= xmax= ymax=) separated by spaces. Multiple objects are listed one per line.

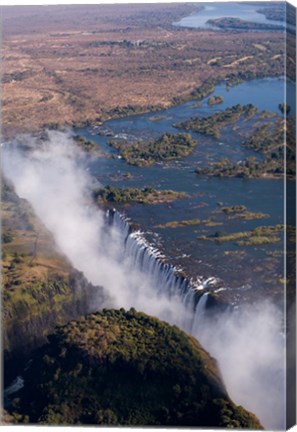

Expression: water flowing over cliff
xmin=107 ymin=209 xmax=286 ymax=430
xmin=108 ymin=209 xmax=220 ymax=333
xmin=2 ymin=131 xmax=285 ymax=429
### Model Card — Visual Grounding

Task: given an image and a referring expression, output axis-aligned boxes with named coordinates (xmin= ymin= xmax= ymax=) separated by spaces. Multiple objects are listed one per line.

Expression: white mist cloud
xmin=193 ymin=299 xmax=285 ymax=430
xmin=2 ymin=130 xmax=285 ymax=429
xmin=2 ymin=130 xmax=188 ymax=322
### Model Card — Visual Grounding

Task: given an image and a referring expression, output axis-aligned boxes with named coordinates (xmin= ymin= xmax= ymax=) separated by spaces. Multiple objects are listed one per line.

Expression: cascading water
xmin=2 ymin=134 xmax=284 ymax=429
xmin=191 ymin=292 xmax=209 ymax=335
xmin=107 ymin=209 xmax=220 ymax=333
xmin=107 ymin=209 xmax=286 ymax=429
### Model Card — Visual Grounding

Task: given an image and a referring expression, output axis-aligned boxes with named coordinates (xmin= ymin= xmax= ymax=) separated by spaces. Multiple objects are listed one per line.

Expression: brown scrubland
xmin=2 ymin=4 xmax=285 ymax=138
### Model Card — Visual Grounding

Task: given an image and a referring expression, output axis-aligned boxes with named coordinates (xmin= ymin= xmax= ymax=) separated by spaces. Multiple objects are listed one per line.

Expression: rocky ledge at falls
xmin=7 ymin=308 xmax=263 ymax=428
xmin=108 ymin=209 xmax=229 ymax=314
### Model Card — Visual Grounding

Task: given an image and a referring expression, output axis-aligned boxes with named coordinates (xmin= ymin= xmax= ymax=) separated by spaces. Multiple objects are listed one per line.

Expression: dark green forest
xmin=9 ymin=309 xmax=262 ymax=428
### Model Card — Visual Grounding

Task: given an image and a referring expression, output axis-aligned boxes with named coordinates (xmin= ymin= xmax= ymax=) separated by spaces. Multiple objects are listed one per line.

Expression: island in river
xmin=2 ymin=3 xmax=287 ymax=138
xmin=95 ymin=185 xmax=188 ymax=205
xmin=206 ymin=17 xmax=283 ymax=31
xmin=76 ymin=76 xmax=294 ymax=306
xmin=1 ymin=2 xmax=295 ymax=430
xmin=108 ymin=133 xmax=197 ymax=167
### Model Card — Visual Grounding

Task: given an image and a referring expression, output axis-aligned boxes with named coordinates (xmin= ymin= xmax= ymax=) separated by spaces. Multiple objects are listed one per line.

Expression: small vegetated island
xmin=278 ymin=102 xmax=291 ymax=115
xmin=199 ymin=224 xmax=284 ymax=247
xmin=174 ymin=104 xmax=258 ymax=139
xmin=174 ymin=104 xmax=295 ymax=179
xmin=207 ymin=95 xmax=224 ymax=106
xmin=156 ymin=205 xmax=269 ymax=229
xmin=95 ymin=185 xmax=188 ymax=205
xmin=218 ymin=205 xmax=268 ymax=220
xmin=73 ymin=135 xmax=100 ymax=154
xmin=11 ymin=308 xmax=263 ymax=427
xmin=108 ymin=133 xmax=197 ymax=167
xmin=207 ymin=17 xmax=284 ymax=31
xmin=196 ymin=117 xmax=295 ymax=179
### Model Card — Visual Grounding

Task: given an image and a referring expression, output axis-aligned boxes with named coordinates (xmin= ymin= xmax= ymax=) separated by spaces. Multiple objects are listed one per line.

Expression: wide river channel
xmin=76 ymin=77 xmax=294 ymax=306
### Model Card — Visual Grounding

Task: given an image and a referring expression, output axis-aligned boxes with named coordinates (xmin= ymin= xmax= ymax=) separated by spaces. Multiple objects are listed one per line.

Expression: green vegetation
xmin=175 ymin=104 xmax=258 ymax=139
xmin=216 ymin=205 xmax=268 ymax=220
xmin=3 ymin=267 xmax=98 ymax=358
xmin=237 ymin=236 xmax=280 ymax=246
xmin=203 ymin=219 xmax=223 ymax=227
xmin=258 ymin=4 xmax=296 ymax=28
xmin=73 ymin=135 xmax=99 ymax=153
xmin=154 ymin=208 xmax=267 ymax=230
xmin=149 ymin=115 xmax=167 ymax=121
xmin=207 ymin=95 xmax=223 ymax=106
xmin=229 ymin=212 xmax=268 ymax=220
xmin=156 ymin=218 xmax=201 ymax=229
xmin=156 ymin=217 xmax=224 ymax=229
xmin=195 ymin=115 xmax=295 ymax=178
xmin=258 ymin=111 xmax=277 ymax=120
xmin=10 ymin=309 xmax=262 ymax=428
xmin=207 ymin=17 xmax=283 ymax=31
xmin=172 ymin=79 xmax=223 ymax=106
xmin=109 ymin=133 xmax=197 ymax=166
xmin=107 ymin=104 xmax=156 ymax=119
xmin=225 ymin=70 xmax=281 ymax=89
xmin=188 ymin=81 xmax=216 ymax=102
xmin=278 ymin=103 xmax=290 ymax=115
xmin=287 ymin=226 xmax=296 ymax=244
xmin=243 ymin=119 xmax=284 ymax=154
xmin=231 ymin=117 xmax=294 ymax=178
xmin=1 ymin=179 xmax=100 ymax=360
xmin=199 ymin=224 xmax=283 ymax=246
xmin=95 ymin=185 xmax=187 ymax=205
xmin=3 ymin=70 xmax=35 ymax=84
xmin=2 ymin=230 xmax=14 ymax=244
xmin=256 ymin=5 xmax=285 ymax=22
xmin=220 ymin=205 xmax=247 ymax=214
xmin=195 ymin=156 xmax=285 ymax=179
xmin=5 ymin=277 xmax=71 ymax=322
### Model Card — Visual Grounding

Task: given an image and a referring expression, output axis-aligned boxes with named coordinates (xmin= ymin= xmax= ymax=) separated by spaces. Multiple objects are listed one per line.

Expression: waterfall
xmin=107 ymin=209 xmax=218 ymax=332
xmin=107 ymin=212 xmax=285 ymax=429
xmin=191 ymin=292 xmax=209 ymax=335
xmin=2 ymin=132 xmax=284 ymax=428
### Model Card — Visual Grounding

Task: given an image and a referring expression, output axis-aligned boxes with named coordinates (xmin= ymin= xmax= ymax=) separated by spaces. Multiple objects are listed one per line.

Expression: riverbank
xmin=2 ymin=3 xmax=285 ymax=139
xmin=3 ymin=77 xmax=290 ymax=304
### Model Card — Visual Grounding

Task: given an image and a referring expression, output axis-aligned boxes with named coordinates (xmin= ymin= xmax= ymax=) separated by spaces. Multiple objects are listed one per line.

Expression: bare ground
xmin=2 ymin=3 xmax=285 ymax=138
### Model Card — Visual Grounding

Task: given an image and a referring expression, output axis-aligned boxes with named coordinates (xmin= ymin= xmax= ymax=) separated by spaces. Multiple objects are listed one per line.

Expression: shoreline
xmin=2 ymin=75 xmax=284 ymax=142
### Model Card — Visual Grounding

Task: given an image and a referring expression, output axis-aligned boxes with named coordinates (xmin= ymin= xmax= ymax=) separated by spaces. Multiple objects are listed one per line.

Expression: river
xmin=75 ymin=76 xmax=293 ymax=305
xmin=173 ymin=2 xmax=284 ymax=30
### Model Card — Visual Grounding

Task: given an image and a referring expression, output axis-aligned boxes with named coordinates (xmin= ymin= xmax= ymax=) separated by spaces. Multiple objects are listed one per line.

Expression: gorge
xmin=2 ymin=130 xmax=285 ymax=429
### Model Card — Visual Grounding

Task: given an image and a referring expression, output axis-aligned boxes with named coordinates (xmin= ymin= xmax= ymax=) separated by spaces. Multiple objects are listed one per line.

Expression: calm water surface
xmin=173 ymin=2 xmax=284 ymax=30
